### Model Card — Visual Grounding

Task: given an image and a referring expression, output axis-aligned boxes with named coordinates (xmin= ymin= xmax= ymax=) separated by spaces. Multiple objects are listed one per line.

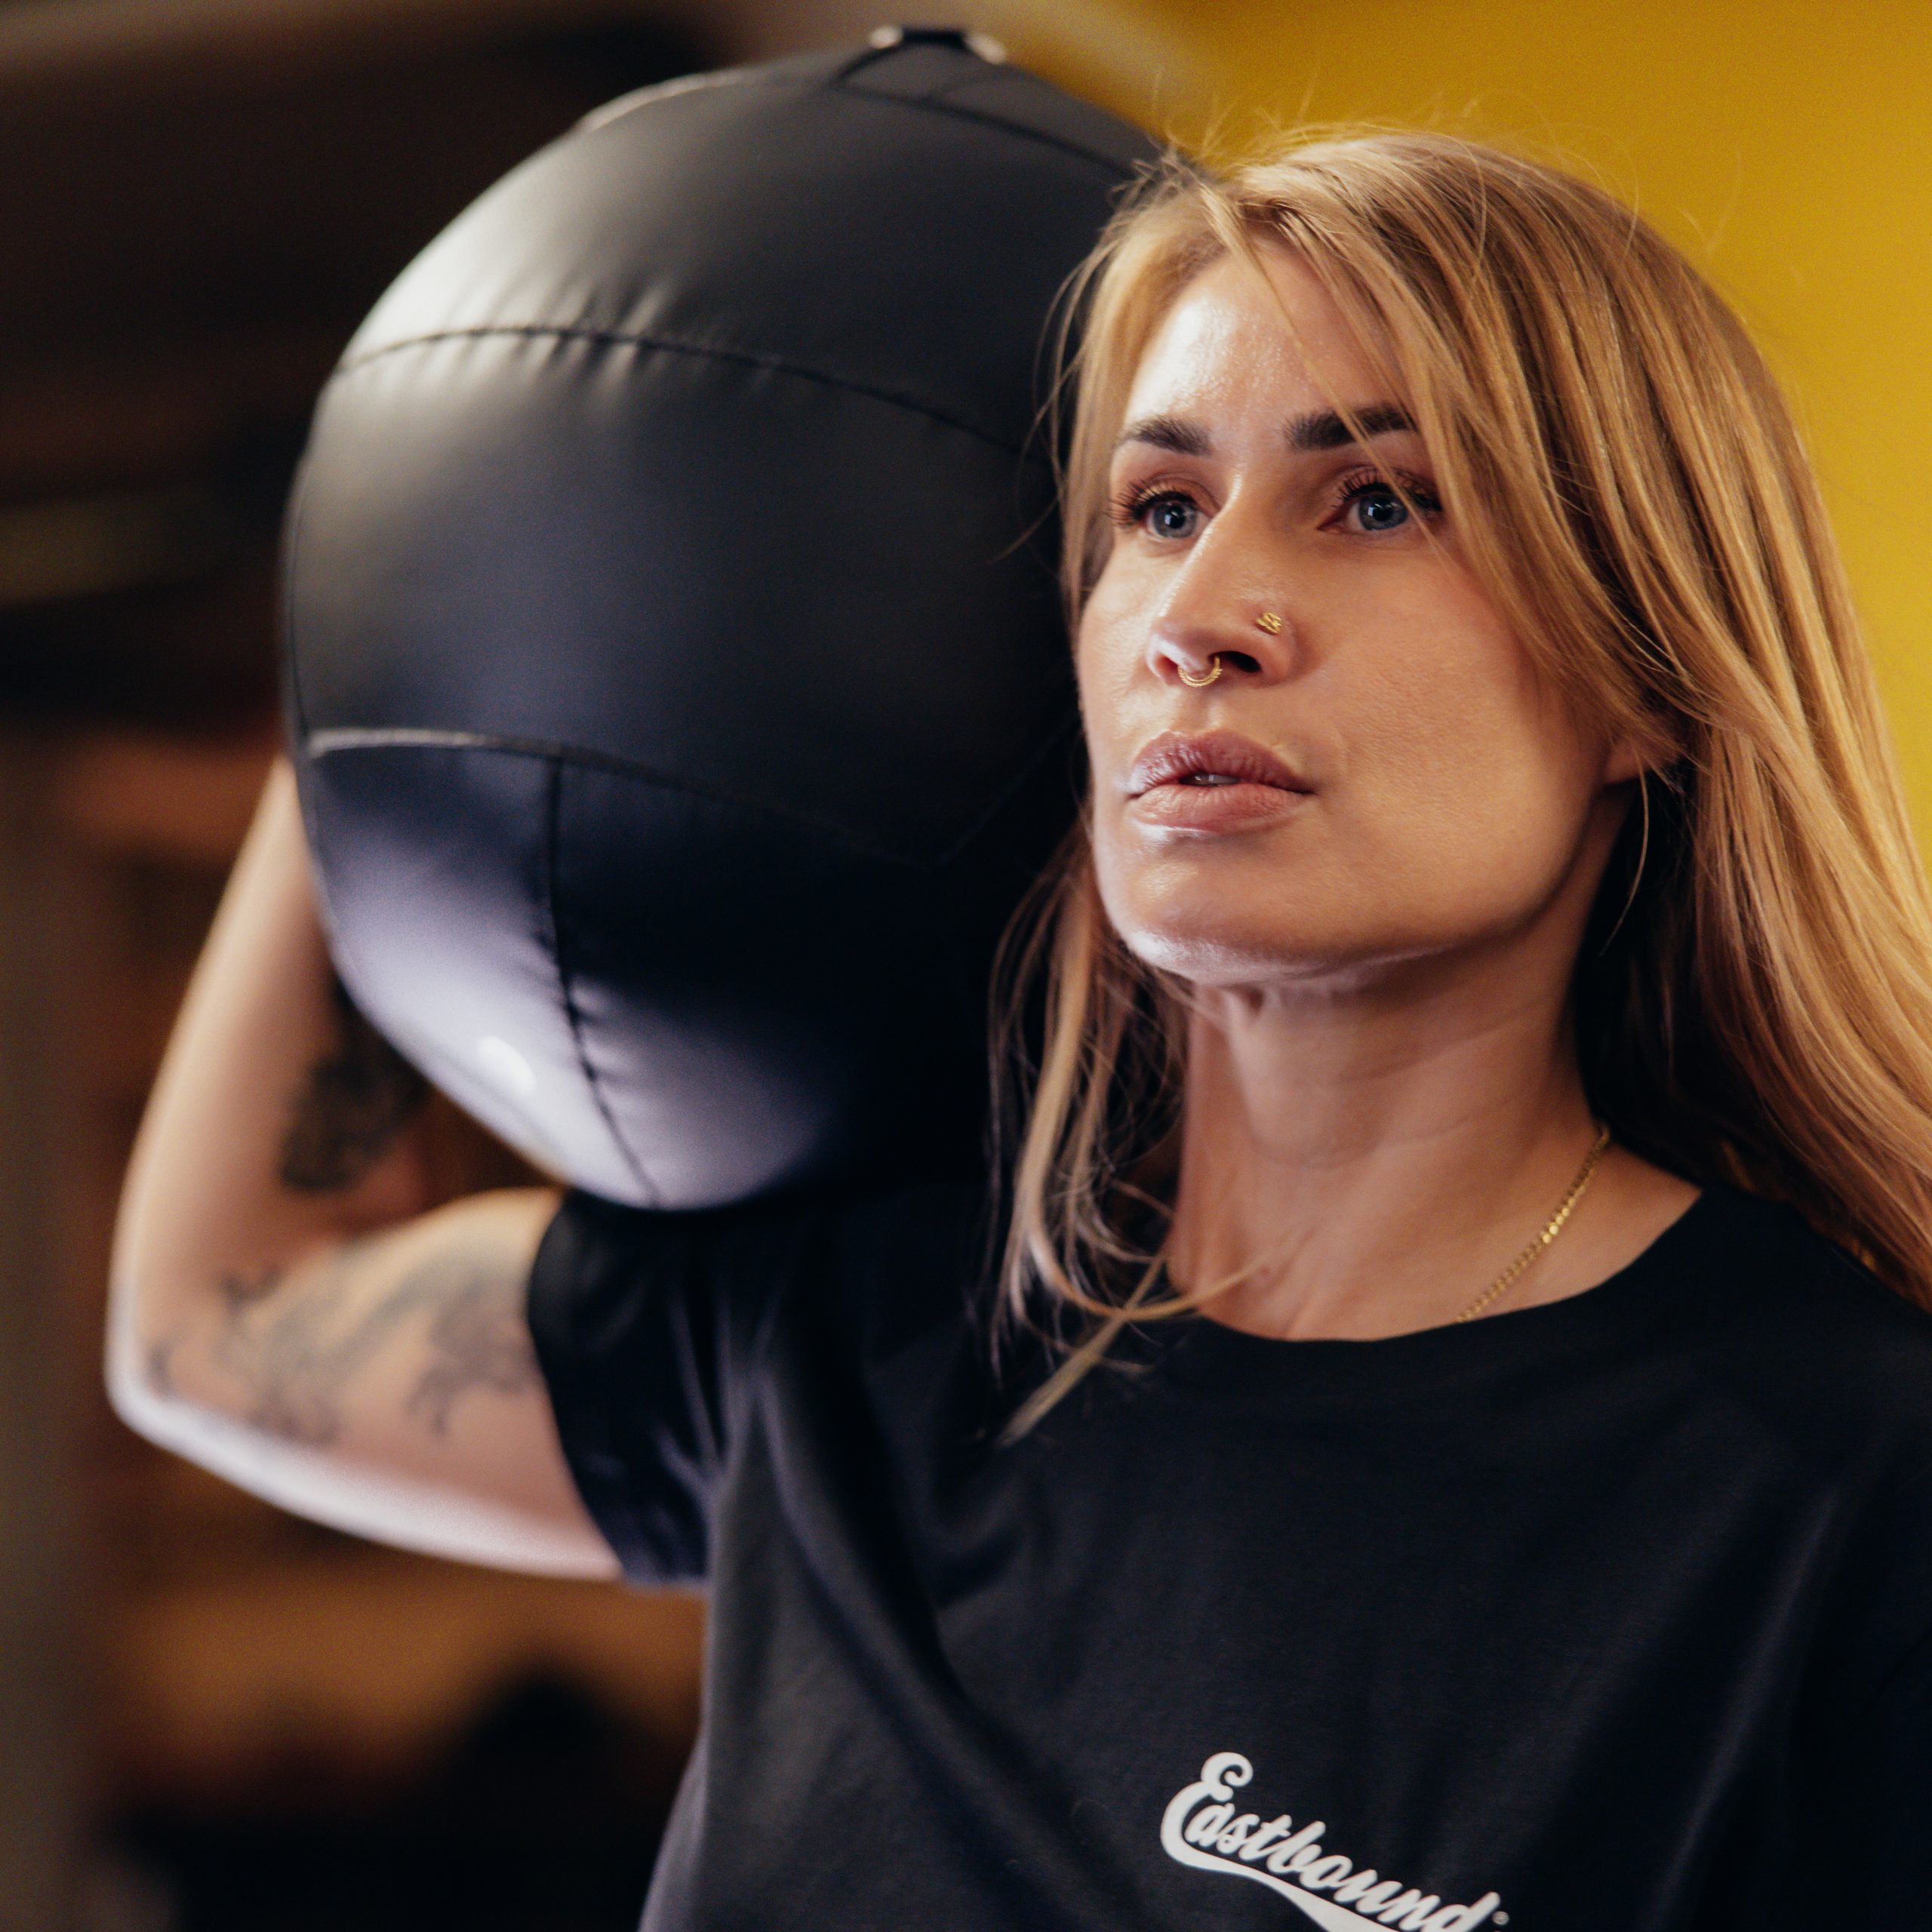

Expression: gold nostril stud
xmin=1256 ymin=611 xmax=1282 ymax=635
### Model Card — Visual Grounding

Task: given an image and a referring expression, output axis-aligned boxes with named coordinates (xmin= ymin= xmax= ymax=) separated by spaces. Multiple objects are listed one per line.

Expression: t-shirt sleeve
xmin=1798 ymin=1625 xmax=1932 ymax=1921
xmin=525 ymin=1187 xmax=820 ymax=1586
xmin=1786 ymin=1459 xmax=1932 ymax=1922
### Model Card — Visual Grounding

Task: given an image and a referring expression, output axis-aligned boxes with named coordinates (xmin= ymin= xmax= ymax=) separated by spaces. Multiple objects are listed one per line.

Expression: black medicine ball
xmin=282 ymin=31 xmax=1155 ymax=1208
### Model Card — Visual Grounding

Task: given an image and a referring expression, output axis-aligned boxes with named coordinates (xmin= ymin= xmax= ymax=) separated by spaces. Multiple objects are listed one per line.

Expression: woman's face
xmin=1078 ymin=247 xmax=1638 ymax=990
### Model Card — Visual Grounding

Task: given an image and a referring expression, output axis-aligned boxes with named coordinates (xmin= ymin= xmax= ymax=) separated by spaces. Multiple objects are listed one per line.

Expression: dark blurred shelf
xmin=0 ymin=2 xmax=713 ymax=732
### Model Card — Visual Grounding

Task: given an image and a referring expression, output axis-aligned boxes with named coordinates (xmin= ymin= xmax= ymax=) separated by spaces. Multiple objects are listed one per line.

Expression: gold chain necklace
xmin=1452 ymin=1124 xmax=1614 ymax=1323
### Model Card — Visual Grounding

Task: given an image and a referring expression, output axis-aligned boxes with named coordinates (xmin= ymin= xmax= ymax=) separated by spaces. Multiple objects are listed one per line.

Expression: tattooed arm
xmin=108 ymin=761 xmax=616 ymax=1577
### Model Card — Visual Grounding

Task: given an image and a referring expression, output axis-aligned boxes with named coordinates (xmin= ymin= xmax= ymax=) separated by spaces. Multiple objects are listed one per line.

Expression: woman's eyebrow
xmin=1112 ymin=404 xmax=1417 ymax=458
xmin=1287 ymin=403 xmax=1416 ymax=451
xmin=1113 ymin=414 xmax=1210 ymax=456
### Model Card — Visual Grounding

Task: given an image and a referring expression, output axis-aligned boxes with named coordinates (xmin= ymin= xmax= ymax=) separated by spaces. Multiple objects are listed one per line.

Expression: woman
xmin=111 ymin=134 xmax=1932 ymax=1927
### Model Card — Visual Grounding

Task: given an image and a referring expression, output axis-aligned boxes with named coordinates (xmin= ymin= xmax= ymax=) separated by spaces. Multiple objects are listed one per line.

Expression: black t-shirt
xmin=527 ymin=1177 xmax=1932 ymax=1930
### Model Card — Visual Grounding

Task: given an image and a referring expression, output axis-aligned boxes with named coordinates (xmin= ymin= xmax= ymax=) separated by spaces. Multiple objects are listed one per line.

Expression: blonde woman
xmin=112 ymin=135 xmax=1932 ymax=1929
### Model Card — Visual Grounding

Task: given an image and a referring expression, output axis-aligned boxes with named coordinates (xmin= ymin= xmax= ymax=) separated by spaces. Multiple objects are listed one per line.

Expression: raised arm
xmin=107 ymin=759 xmax=617 ymax=1577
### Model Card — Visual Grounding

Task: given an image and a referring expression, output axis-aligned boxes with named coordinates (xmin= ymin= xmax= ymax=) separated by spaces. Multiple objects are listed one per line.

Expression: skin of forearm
xmin=114 ymin=1189 xmax=565 ymax=1527
xmin=114 ymin=1186 xmax=593 ymax=1570
xmin=107 ymin=765 xmax=605 ymax=1572
xmin=110 ymin=763 xmax=432 ymax=1391
xmin=134 ymin=1191 xmax=549 ymax=1449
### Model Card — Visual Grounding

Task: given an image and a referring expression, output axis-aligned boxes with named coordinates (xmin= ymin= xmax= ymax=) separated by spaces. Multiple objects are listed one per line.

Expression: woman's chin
xmin=1114 ymin=911 xmax=1345 ymax=986
xmin=1106 ymin=875 xmax=1476 ymax=989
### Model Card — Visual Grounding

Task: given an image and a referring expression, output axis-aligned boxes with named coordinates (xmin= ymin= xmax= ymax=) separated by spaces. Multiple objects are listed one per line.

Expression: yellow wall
xmin=1009 ymin=0 xmax=1932 ymax=837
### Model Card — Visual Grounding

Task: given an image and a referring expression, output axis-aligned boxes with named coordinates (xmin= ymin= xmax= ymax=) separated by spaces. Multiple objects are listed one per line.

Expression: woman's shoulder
xmin=802 ymin=1173 xmax=996 ymax=1315
xmin=1675 ymin=1179 xmax=1932 ymax=1466
xmin=808 ymin=1174 xmax=993 ymax=1270
xmin=1690 ymin=1180 xmax=1932 ymax=1345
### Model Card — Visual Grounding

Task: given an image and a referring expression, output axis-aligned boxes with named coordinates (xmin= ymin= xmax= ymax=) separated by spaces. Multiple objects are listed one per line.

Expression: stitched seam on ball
xmin=327 ymin=324 xmax=1047 ymax=457
xmin=927 ymin=693 xmax=1081 ymax=871
xmin=579 ymin=58 xmax=1142 ymax=182
xmin=305 ymin=726 xmax=999 ymax=869
xmin=834 ymin=75 xmax=1147 ymax=180
xmin=540 ymin=755 xmax=660 ymax=1207
xmin=307 ymin=715 xmax=1079 ymax=867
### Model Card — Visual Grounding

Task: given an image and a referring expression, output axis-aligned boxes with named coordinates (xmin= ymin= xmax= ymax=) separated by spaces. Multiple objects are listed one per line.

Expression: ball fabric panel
xmin=288 ymin=337 xmax=1069 ymax=866
xmin=284 ymin=35 xmax=1156 ymax=1207
xmin=297 ymin=741 xmax=644 ymax=1197
xmin=334 ymin=45 xmax=1144 ymax=449
xmin=551 ymin=763 xmax=979 ymax=1209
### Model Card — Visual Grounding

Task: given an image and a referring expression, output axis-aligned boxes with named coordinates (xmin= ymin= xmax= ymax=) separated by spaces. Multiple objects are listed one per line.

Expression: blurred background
xmin=2 ymin=1 xmax=1928 ymax=1927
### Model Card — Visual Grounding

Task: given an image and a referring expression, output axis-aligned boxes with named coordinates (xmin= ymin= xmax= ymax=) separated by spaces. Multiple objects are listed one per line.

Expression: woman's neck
xmin=1164 ymin=951 xmax=1696 ymax=1339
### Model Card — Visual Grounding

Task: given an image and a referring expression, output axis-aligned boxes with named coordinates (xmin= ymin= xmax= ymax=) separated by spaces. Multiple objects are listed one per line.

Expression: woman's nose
xmin=1146 ymin=583 xmax=1294 ymax=688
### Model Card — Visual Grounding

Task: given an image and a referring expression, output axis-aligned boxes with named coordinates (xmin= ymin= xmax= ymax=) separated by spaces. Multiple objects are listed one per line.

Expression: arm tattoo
xmin=145 ymin=1328 xmax=184 ymax=1402
xmin=278 ymin=976 xmax=429 ymax=1193
xmin=405 ymin=1281 xmax=543 ymax=1438
xmin=212 ymin=1239 xmax=537 ymax=1447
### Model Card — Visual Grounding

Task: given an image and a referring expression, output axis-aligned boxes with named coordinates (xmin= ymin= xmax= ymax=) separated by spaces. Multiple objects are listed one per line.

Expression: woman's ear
xmin=1601 ymin=710 xmax=1684 ymax=789
xmin=1604 ymin=737 xmax=1648 ymax=786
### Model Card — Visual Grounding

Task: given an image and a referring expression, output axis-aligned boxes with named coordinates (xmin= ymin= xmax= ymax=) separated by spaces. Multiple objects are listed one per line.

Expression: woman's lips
xmin=1128 ymin=729 xmax=1309 ymax=795
xmin=1125 ymin=728 xmax=1313 ymax=832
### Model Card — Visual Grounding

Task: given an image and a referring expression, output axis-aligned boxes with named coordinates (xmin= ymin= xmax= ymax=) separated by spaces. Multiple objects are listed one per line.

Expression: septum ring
xmin=1178 ymin=613 xmax=1280 ymax=688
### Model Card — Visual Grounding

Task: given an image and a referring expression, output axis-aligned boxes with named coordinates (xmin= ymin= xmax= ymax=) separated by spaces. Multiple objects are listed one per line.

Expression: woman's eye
xmin=1344 ymin=484 xmax=1410 ymax=533
xmin=1131 ymin=491 xmax=1200 ymax=540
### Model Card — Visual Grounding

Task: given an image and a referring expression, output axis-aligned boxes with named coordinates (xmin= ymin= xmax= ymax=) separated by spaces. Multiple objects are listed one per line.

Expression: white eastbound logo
xmin=1161 ymin=1752 xmax=1504 ymax=1930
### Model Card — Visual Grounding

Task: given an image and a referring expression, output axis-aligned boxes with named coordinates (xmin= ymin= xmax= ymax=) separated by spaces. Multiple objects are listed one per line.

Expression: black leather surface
xmin=285 ymin=32 xmax=1154 ymax=1205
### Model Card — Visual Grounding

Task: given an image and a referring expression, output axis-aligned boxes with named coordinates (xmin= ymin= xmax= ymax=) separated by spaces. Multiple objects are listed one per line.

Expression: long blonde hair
xmin=996 ymin=132 xmax=1932 ymax=1413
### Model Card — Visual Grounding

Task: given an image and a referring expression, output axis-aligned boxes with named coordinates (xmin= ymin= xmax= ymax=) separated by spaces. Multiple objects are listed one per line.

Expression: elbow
xmin=103 ymin=1312 xmax=241 ymax=1478
xmin=103 ymin=1314 xmax=171 ymax=1445
xmin=102 ymin=1256 xmax=192 ymax=1447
